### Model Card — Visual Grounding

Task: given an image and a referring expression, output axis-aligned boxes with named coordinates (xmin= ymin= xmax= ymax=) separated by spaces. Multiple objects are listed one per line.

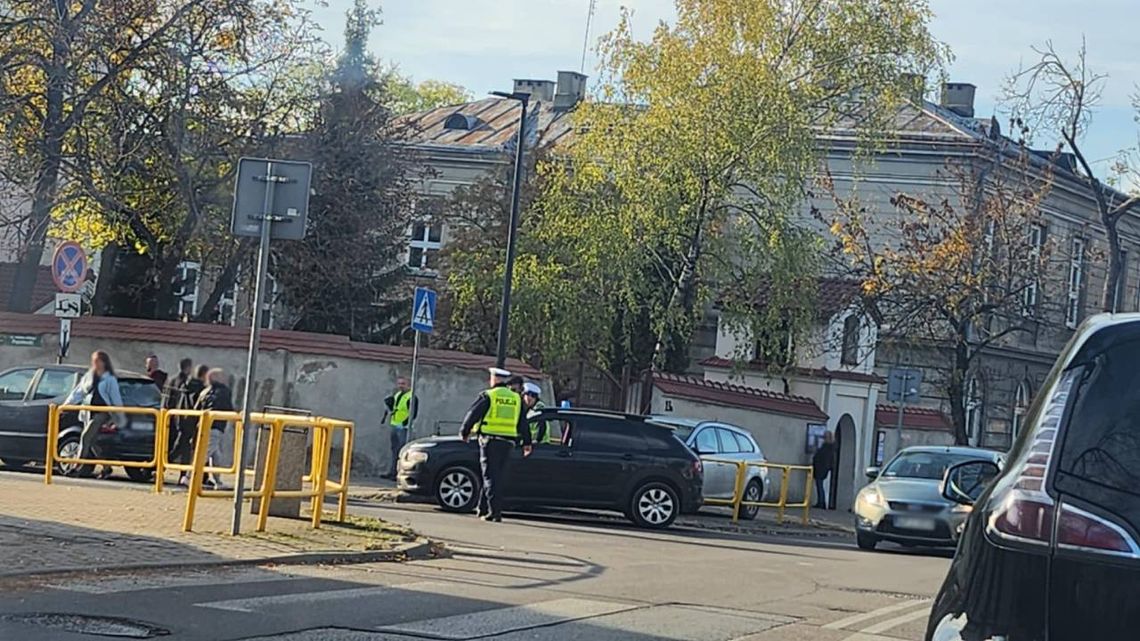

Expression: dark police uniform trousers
xmin=478 ymin=435 xmax=514 ymax=517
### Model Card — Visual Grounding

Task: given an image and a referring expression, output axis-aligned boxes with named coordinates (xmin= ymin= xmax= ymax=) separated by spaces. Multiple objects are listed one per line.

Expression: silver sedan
xmin=853 ymin=445 xmax=1003 ymax=550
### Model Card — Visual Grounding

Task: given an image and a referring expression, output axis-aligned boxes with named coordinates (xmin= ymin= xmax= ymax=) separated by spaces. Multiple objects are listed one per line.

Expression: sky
xmin=313 ymin=0 xmax=1138 ymax=178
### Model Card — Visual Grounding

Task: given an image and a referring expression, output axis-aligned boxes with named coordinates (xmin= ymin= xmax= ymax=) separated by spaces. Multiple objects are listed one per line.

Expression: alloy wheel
xmin=638 ymin=487 xmax=675 ymax=525
xmin=439 ymin=470 xmax=475 ymax=509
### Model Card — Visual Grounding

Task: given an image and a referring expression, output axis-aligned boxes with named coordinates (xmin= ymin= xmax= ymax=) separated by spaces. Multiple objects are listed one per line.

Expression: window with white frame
xmin=1112 ymin=249 xmax=1128 ymax=312
xmin=174 ymin=261 xmax=200 ymax=319
xmin=218 ymin=278 xmax=239 ymax=326
xmin=407 ymin=221 xmax=442 ymax=272
xmin=1012 ymin=380 xmax=1031 ymax=439
xmin=1023 ymin=224 xmax=1044 ymax=316
xmin=1065 ymin=236 xmax=1085 ymax=328
xmin=965 ymin=374 xmax=983 ymax=444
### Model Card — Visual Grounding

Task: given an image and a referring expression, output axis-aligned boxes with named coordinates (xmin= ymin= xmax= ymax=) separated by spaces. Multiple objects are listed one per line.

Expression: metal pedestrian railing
xmin=700 ymin=458 xmax=815 ymax=525
xmin=44 ymin=404 xmax=354 ymax=535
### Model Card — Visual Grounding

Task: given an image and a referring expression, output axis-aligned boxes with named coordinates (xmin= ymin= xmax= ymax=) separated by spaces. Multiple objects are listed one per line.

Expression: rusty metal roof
xmin=397 ymin=97 xmax=576 ymax=152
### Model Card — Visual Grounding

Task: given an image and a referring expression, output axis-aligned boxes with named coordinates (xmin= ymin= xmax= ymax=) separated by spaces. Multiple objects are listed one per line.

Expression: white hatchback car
xmin=651 ymin=417 xmax=770 ymax=520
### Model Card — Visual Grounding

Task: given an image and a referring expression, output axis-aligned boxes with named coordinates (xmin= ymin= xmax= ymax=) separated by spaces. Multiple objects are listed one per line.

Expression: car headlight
xmin=859 ymin=487 xmax=884 ymax=507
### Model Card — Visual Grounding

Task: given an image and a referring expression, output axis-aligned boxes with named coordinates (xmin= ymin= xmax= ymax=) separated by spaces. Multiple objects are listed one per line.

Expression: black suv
xmin=928 ymin=314 xmax=1140 ymax=640
xmin=397 ymin=409 xmax=704 ymax=528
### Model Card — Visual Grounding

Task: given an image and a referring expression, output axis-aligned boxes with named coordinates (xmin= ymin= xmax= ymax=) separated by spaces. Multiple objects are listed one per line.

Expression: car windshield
xmin=881 ymin=451 xmax=987 ymax=480
xmin=121 ymin=380 xmax=162 ymax=408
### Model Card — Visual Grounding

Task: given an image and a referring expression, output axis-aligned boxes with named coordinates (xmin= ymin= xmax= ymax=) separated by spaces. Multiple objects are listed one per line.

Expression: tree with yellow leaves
xmin=822 ymin=148 xmax=1059 ymax=444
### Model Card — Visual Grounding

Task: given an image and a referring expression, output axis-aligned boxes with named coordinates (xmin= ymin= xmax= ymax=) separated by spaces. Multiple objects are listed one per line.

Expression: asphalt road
xmin=0 ymin=496 xmax=952 ymax=641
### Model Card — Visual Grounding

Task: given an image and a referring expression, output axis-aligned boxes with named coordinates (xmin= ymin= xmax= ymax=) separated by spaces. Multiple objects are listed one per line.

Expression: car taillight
xmin=1057 ymin=504 xmax=1138 ymax=555
xmin=991 ymin=492 xmax=1053 ymax=543
xmin=692 ymin=460 xmax=703 ymax=475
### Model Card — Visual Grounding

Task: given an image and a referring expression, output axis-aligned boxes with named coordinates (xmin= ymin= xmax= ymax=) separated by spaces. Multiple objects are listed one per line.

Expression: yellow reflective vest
xmin=390 ymin=390 xmax=412 ymax=427
xmin=478 ymin=387 xmax=522 ymax=438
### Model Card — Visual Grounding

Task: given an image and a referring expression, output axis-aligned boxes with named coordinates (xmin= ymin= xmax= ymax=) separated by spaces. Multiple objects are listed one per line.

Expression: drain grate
xmin=1 ymin=613 xmax=170 ymax=638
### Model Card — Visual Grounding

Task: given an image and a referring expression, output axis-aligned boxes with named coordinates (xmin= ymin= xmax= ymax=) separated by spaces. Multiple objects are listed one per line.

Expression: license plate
xmin=895 ymin=516 xmax=935 ymax=531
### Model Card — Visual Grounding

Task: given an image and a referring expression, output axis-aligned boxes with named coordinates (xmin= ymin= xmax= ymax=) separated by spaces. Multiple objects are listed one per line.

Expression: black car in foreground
xmin=397 ymin=408 xmax=704 ymax=528
xmin=927 ymin=313 xmax=1140 ymax=641
xmin=0 ymin=364 xmax=163 ymax=480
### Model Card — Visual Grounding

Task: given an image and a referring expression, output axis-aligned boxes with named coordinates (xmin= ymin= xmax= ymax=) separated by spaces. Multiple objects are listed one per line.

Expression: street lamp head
xmin=490 ymin=90 xmax=530 ymax=103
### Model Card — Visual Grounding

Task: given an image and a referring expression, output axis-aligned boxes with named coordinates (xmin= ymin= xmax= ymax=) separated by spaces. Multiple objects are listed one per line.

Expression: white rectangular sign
xmin=54 ymin=293 xmax=81 ymax=318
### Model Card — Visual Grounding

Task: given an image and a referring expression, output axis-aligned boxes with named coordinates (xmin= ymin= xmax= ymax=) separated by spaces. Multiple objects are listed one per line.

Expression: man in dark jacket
xmin=812 ymin=431 xmax=836 ymax=509
xmin=145 ymin=354 xmax=168 ymax=391
xmin=165 ymin=358 xmax=194 ymax=483
xmin=194 ymin=368 xmax=234 ymax=490
xmin=460 ymin=369 xmax=532 ymax=522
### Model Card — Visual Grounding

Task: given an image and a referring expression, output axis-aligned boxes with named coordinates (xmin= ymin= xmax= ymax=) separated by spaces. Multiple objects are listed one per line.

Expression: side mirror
xmin=864 ymin=466 xmax=880 ymax=480
xmin=941 ymin=460 xmax=1001 ymax=506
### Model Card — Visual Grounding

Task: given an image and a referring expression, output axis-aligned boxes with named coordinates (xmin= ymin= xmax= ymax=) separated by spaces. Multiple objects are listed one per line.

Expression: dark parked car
xmin=397 ymin=408 xmax=704 ymax=528
xmin=0 ymin=364 xmax=163 ymax=480
xmin=927 ymin=313 xmax=1140 ymax=641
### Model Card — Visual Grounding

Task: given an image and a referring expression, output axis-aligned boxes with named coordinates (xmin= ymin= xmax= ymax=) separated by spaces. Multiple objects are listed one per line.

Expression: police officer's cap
xmin=523 ymin=382 xmax=542 ymax=397
xmin=488 ymin=367 xmax=511 ymax=377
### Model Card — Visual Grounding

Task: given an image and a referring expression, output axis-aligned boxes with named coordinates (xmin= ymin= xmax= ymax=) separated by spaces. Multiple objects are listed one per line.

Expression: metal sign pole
xmin=408 ymin=331 xmax=420 ymax=438
xmin=231 ymin=162 xmax=277 ymax=536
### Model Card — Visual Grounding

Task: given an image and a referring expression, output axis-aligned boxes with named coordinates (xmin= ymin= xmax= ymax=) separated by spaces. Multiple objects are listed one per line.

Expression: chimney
xmin=512 ymin=79 xmax=555 ymax=102
xmin=940 ymin=82 xmax=976 ymax=118
xmin=554 ymin=70 xmax=588 ymax=111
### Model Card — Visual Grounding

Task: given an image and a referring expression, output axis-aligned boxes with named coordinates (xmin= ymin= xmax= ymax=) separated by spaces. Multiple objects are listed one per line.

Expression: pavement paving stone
xmin=0 ymin=472 xmax=419 ymax=578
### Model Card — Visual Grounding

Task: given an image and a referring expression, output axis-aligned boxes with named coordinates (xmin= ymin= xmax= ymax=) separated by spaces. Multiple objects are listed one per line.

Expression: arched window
xmin=965 ymin=374 xmax=984 ymax=443
xmin=1012 ymin=380 xmax=1031 ymax=439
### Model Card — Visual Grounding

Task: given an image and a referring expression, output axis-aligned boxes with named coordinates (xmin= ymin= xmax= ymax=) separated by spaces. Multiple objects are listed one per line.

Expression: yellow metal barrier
xmin=180 ymin=410 xmax=355 ymax=533
xmin=44 ymin=403 xmax=354 ymax=536
xmin=45 ymin=404 xmax=167 ymax=489
xmin=701 ymin=458 xmax=815 ymax=525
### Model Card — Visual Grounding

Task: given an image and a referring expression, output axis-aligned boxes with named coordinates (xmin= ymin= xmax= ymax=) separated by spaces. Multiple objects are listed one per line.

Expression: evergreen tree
xmin=274 ymin=0 xmax=414 ymax=341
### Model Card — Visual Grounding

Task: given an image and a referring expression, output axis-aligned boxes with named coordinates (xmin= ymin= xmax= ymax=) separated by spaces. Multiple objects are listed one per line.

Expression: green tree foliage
xmin=386 ymin=75 xmax=472 ymax=115
xmin=272 ymin=0 xmax=415 ymax=341
xmin=444 ymin=0 xmax=946 ymax=376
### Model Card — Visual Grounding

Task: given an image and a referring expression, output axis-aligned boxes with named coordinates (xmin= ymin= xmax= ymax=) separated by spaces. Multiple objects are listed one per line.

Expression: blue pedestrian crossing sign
xmin=412 ymin=287 xmax=437 ymax=334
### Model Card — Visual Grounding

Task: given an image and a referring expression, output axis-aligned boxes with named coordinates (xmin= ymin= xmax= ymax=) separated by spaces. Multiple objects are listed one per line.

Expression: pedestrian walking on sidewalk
xmin=812 ymin=431 xmax=836 ymax=510
xmin=460 ymin=368 xmax=531 ymax=522
xmin=165 ymin=358 xmax=196 ymax=485
xmin=194 ymin=368 xmax=234 ymax=490
xmin=381 ymin=376 xmax=417 ymax=480
xmin=65 ymin=351 xmax=125 ymax=479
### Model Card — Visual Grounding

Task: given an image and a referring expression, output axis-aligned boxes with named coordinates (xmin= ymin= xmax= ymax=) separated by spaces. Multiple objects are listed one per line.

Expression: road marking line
xmin=822 ymin=598 xmax=931 ymax=630
xmin=195 ymin=581 xmax=444 ymax=612
xmin=861 ymin=607 xmax=932 ymax=634
xmin=376 ymin=598 xmax=639 ymax=640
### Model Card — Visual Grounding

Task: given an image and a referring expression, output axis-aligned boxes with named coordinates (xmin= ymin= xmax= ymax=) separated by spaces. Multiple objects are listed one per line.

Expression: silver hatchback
xmin=651 ymin=417 xmax=769 ymax=520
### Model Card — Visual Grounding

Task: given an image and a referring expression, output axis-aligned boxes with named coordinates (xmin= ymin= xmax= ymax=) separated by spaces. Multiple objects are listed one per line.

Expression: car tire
xmin=56 ymin=433 xmax=89 ymax=477
xmin=740 ymin=478 xmax=764 ymax=521
xmin=0 ymin=458 xmax=31 ymax=468
xmin=856 ymin=531 xmax=878 ymax=551
xmin=628 ymin=481 xmax=679 ymax=529
xmin=124 ymin=467 xmax=153 ymax=483
xmin=435 ymin=466 xmax=480 ymax=513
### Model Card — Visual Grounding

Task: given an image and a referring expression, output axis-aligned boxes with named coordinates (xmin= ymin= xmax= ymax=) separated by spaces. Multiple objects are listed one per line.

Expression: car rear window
xmin=121 ymin=380 xmax=162 ymax=408
xmin=573 ymin=418 xmax=648 ymax=453
xmin=1057 ymin=337 xmax=1140 ymax=497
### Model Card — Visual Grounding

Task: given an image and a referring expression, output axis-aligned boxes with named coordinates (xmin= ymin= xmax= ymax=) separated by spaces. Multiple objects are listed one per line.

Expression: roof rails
xmin=538 ymin=406 xmax=648 ymax=422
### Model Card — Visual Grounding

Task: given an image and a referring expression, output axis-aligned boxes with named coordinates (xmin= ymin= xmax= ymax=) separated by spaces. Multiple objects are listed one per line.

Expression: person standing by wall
xmin=460 ymin=368 xmax=532 ymax=522
xmin=145 ymin=354 xmax=168 ymax=391
xmin=65 ymin=351 xmax=125 ymax=479
xmin=194 ymin=368 xmax=234 ymax=490
xmin=812 ymin=431 xmax=836 ymax=510
xmin=381 ymin=376 xmax=417 ymax=480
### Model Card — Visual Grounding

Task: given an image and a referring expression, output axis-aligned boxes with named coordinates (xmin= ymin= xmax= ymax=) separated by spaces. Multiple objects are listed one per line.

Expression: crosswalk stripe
xmin=195 ymin=581 xmax=444 ymax=613
xmin=376 ymin=598 xmax=639 ymax=640
xmin=822 ymin=598 xmax=931 ymax=630
xmin=860 ymin=607 xmax=931 ymax=634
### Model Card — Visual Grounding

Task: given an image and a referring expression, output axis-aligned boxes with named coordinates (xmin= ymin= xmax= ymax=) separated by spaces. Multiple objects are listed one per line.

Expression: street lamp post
xmin=490 ymin=90 xmax=529 ymax=369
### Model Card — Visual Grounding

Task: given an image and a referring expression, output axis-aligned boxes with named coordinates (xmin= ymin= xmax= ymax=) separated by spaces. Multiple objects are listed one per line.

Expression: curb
xmin=0 ymin=539 xmax=434 ymax=582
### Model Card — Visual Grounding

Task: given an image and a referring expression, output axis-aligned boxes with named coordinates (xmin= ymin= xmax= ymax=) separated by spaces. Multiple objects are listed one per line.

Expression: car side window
xmin=717 ymin=428 xmax=742 ymax=454
xmin=732 ymin=431 xmax=756 ymax=454
xmin=0 ymin=369 xmax=36 ymax=402
xmin=574 ymin=419 xmax=647 ymax=453
xmin=695 ymin=428 xmax=719 ymax=454
xmin=33 ymin=370 xmax=77 ymax=401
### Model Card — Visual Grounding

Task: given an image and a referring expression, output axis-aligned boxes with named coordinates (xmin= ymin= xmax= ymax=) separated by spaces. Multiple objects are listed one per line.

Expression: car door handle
xmin=621 ymin=453 xmax=634 ymax=461
xmin=557 ymin=450 xmax=571 ymax=458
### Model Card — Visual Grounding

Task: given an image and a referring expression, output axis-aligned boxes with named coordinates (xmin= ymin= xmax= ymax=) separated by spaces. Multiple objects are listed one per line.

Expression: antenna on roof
xmin=580 ymin=0 xmax=596 ymax=74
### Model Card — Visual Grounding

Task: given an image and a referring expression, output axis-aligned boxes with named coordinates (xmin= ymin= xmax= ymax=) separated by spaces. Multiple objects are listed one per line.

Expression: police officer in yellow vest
xmin=460 ymin=368 xmax=532 ymax=521
xmin=382 ymin=376 xmax=417 ymax=480
xmin=522 ymin=382 xmax=552 ymax=444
